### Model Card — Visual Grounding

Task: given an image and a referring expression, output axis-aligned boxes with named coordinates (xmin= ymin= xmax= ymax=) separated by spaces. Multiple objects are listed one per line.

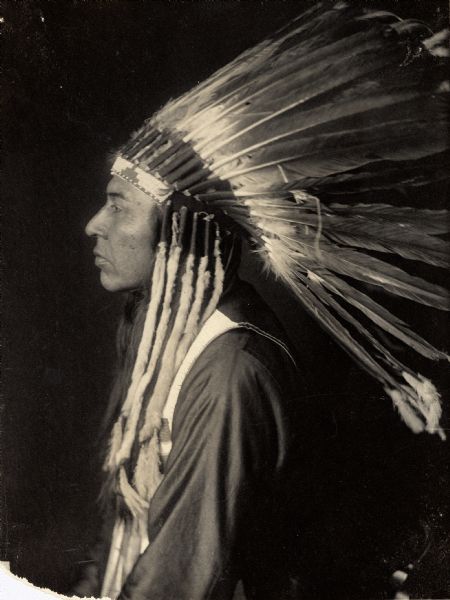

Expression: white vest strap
xmin=160 ymin=310 xmax=241 ymax=458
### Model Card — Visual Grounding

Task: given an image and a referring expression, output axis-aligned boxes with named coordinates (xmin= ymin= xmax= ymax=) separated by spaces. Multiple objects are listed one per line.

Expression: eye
xmin=109 ymin=203 xmax=122 ymax=213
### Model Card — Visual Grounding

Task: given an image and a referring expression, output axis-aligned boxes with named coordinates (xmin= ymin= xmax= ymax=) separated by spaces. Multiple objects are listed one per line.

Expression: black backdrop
xmin=2 ymin=1 xmax=449 ymax=597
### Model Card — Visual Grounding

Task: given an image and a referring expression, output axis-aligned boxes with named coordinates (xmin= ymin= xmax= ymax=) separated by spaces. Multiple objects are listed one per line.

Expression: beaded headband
xmin=111 ymin=156 xmax=173 ymax=204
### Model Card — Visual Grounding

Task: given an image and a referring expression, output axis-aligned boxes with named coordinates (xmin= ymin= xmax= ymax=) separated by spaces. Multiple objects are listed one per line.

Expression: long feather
xmin=248 ymin=207 xmax=450 ymax=267
xmin=204 ymin=89 xmax=431 ymax=173
xmin=279 ymin=267 xmax=397 ymax=387
xmin=181 ymin=27 xmax=397 ymax=144
xmin=156 ymin=4 xmax=348 ymax=126
xmin=215 ymin=118 xmax=446 ymax=180
xmin=192 ymin=40 xmax=411 ymax=158
xmin=315 ymin=269 xmax=449 ymax=360
xmin=303 ymin=271 xmax=445 ymax=437
xmin=189 ymin=59 xmax=436 ymax=156
xmin=295 ymin=158 xmax=450 ymax=194
xmin=328 ymin=204 xmax=450 ymax=235
xmin=301 ymin=271 xmax=410 ymax=374
xmin=254 ymin=221 xmax=448 ymax=309
xmin=308 ymin=244 xmax=449 ymax=309
xmin=325 ymin=227 xmax=450 ymax=268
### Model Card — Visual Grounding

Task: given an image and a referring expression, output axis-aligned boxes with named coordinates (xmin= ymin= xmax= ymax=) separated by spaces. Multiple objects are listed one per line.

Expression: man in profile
xmin=75 ymin=4 xmax=449 ymax=599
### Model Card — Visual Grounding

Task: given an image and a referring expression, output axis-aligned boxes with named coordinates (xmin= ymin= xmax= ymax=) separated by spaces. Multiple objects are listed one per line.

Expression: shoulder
xmin=172 ymin=327 xmax=297 ymax=455
xmin=205 ymin=277 xmax=298 ymax=387
xmin=171 ymin=331 xmax=294 ymax=472
xmin=170 ymin=281 xmax=299 ymax=447
xmin=186 ymin=326 xmax=295 ymax=400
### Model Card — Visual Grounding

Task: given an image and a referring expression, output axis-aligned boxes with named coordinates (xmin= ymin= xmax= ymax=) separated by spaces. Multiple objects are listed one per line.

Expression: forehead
xmin=106 ymin=175 xmax=158 ymax=207
xmin=106 ymin=175 xmax=137 ymax=197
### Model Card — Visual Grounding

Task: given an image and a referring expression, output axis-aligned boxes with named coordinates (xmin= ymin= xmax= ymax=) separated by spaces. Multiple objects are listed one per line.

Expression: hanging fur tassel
xmin=200 ymin=222 xmax=225 ymax=326
xmin=134 ymin=433 xmax=164 ymax=501
xmin=174 ymin=218 xmax=212 ymax=367
xmin=120 ymin=239 xmax=168 ymax=419
xmin=118 ymin=467 xmax=149 ymax=519
xmin=105 ymin=417 xmax=124 ymax=472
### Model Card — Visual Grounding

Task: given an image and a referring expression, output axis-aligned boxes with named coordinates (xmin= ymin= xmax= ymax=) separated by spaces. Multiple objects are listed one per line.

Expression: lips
xmin=95 ymin=257 xmax=109 ymax=268
xmin=93 ymin=250 xmax=110 ymax=267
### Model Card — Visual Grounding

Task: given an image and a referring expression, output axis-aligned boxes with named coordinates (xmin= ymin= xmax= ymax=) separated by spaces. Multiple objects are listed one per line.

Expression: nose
xmin=85 ymin=207 xmax=108 ymax=238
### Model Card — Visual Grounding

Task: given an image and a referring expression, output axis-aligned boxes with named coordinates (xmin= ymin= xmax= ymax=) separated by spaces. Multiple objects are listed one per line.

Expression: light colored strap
xmin=161 ymin=311 xmax=241 ymax=443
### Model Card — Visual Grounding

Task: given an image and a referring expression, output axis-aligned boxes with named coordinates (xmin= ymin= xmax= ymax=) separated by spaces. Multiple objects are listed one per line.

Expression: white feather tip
xmin=386 ymin=372 xmax=446 ymax=440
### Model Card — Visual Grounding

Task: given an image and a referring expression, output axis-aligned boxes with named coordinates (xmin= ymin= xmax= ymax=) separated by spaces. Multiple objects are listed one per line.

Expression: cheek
xmin=127 ymin=226 xmax=155 ymax=255
xmin=116 ymin=227 xmax=156 ymax=280
xmin=113 ymin=220 xmax=152 ymax=254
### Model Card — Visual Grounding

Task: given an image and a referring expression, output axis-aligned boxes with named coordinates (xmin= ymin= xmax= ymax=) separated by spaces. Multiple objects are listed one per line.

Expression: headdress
xmin=104 ymin=2 xmax=449 ymax=517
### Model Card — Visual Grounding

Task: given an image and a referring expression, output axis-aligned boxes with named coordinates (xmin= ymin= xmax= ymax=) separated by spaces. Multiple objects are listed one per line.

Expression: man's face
xmin=85 ymin=176 xmax=161 ymax=292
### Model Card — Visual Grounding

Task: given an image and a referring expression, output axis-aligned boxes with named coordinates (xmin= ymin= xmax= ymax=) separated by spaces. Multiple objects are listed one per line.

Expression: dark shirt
xmin=89 ymin=279 xmax=446 ymax=600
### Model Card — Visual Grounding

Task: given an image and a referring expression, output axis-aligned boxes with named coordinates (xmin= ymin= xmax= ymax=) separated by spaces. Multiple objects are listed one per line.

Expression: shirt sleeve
xmin=118 ymin=343 xmax=290 ymax=600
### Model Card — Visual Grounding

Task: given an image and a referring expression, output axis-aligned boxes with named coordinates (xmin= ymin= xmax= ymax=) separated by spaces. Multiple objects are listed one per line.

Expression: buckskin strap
xmin=160 ymin=310 xmax=242 ymax=461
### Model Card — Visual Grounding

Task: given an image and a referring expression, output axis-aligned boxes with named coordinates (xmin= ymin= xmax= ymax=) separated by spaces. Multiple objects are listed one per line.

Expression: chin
xmin=100 ymin=272 xmax=126 ymax=292
xmin=99 ymin=271 xmax=142 ymax=293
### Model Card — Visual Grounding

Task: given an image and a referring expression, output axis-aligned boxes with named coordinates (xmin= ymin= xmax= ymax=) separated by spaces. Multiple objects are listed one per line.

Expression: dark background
xmin=2 ymin=1 xmax=449 ymax=597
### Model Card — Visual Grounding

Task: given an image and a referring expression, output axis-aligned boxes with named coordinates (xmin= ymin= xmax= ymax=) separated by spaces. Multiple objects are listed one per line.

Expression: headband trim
xmin=111 ymin=156 xmax=173 ymax=204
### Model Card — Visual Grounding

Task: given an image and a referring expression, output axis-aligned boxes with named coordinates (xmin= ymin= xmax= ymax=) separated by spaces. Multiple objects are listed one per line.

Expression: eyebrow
xmin=106 ymin=191 xmax=129 ymax=201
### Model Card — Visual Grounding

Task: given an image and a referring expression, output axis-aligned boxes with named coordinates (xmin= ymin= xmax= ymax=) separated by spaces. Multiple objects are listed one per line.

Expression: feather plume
xmin=387 ymin=373 xmax=445 ymax=440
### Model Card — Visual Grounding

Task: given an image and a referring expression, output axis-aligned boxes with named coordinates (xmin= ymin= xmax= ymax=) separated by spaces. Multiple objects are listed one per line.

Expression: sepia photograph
xmin=2 ymin=1 xmax=449 ymax=599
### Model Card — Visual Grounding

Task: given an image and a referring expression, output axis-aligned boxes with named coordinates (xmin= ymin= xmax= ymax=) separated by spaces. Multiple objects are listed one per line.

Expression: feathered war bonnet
xmin=105 ymin=1 xmax=449 ymax=513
